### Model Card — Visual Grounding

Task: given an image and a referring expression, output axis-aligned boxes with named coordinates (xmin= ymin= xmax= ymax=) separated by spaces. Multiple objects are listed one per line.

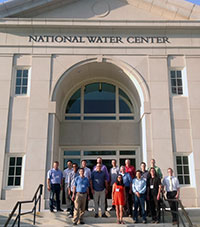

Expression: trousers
xmin=93 ymin=189 xmax=105 ymax=215
xmin=49 ymin=184 xmax=61 ymax=211
xmin=167 ymin=191 xmax=178 ymax=222
xmin=73 ymin=192 xmax=87 ymax=224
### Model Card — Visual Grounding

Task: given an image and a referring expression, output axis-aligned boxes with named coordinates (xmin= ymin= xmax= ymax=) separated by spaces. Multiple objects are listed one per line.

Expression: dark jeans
xmin=125 ymin=186 xmax=133 ymax=215
xmin=167 ymin=191 xmax=178 ymax=222
xmin=69 ymin=191 xmax=75 ymax=215
xmin=133 ymin=194 xmax=146 ymax=221
xmin=149 ymin=195 xmax=160 ymax=221
xmin=49 ymin=184 xmax=61 ymax=211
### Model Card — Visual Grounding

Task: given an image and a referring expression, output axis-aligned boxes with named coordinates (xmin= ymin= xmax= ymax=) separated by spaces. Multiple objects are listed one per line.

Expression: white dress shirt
xmin=83 ymin=166 xmax=91 ymax=179
xmin=163 ymin=176 xmax=180 ymax=192
xmin=63 ymin=168 xmax=73 ymax=183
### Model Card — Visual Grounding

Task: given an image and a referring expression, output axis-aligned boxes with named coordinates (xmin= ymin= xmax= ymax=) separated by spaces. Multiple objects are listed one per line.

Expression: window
xmin=170 ymin=70 xmax=183 ymax=95
xmin=7 ymin=156 xmax=23 ymax=187
xmin=65 ymin=82 xmax=135 ymax=120
xmin=15 ymin=69 xmax=30 ymax=95
xmin=176 ymin=156 xmax=190 ymax=185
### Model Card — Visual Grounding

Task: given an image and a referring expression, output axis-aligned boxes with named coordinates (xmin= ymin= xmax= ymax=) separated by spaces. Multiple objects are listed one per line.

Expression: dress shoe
xmin=57 ymin=209 xmax=64 ymax=212
xmin=102 ymin=213 xmax=108 ymax=218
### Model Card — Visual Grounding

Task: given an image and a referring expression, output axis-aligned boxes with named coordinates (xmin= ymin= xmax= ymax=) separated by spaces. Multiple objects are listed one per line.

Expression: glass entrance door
xmin=61 ymin=148 xmax=139 ymax=171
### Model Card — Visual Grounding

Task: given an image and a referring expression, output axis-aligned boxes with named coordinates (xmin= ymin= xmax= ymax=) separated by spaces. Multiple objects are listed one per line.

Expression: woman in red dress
xmin=112 ymin=175 xmax=126 ymax=224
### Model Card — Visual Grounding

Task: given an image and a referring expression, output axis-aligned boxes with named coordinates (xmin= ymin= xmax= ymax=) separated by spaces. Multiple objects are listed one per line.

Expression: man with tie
xmin=163 ymin=168 xmax=180 ymax=225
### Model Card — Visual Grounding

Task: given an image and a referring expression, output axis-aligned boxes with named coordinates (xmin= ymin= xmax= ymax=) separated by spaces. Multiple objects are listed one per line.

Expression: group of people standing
xmin=47 ymin=158 xmax=180 ymax=225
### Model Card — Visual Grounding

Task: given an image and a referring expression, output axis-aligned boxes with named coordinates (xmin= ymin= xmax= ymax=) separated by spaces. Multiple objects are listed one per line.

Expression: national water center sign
xmin=29 ymin=35 xmax=170 ymax=45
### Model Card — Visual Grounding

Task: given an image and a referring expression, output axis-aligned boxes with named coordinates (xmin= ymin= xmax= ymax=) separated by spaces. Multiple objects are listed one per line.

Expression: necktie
xmin=169 ymin=177 xmax=173 ymax=191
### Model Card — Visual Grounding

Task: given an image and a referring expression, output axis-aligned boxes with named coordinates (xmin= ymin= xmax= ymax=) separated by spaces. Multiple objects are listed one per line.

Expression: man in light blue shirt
xmin=47 ymin=161 xmax=63 ymax=212
xmin=81 ymin=160 xmax=91 ymax=211
xmin=72 ymin=168 xmax=90 ymax=225
xmin=132 ymin=170 xmax=147 ymax=223
xmin=68 ymin=163 xmax=79 ymax=217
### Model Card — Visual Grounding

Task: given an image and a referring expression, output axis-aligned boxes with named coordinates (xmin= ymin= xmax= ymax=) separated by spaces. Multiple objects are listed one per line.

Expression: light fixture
xmin=99 ymin=82 xmax=102 ymax=92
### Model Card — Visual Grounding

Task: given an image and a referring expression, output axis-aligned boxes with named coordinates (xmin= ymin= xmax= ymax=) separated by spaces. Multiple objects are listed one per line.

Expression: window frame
xmin=169 ymin=68 xmax=188 ymax=97
xmin=14 ymin=67 xmax=31 ymax=97
xmin=174 ymin=153 xmax=193 ymax=187
xmin=5 ymin=154 xmax=25 ymax=190
xmin=63 ymin=81 xmax=137 ymax=122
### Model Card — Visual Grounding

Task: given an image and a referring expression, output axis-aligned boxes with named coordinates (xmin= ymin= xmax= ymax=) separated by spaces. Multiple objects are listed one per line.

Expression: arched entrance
xmin=47 ymin=56 xmax=150 ymax=179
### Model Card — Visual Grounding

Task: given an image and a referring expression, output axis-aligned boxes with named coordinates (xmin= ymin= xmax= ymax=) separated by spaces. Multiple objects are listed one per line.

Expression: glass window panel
xmin=17 ymin=70 xmax=22 ymax=78
xmin=84 ymin=160 xmax=98 ymax=171
xmin=84 ymin=83 xmax=115 ymax=113
xmin=171 ymin=71 xmax=176 ymax=78
xmin=184 ymin=166 xmax=189 ymax=174
xmin=171 ymin=87 xmax=177 ymax=94
xmin=119 ymin=88 xmax=133 ymax=113
xmin=22 ymin=87 xmax=27 ymax=94
xmin=23 ymin=78 xmax=28 ymax=86
xmin=23 ymin=70 xmax=28 ymax=78
xmin=63 ymin=159 xmax=80 ymax=169
xmin=184 ymin=176 xmax=190 ymax=184
xmin=16 ymin=157 xmax=22 ymax=166
xmin=15 ymin=87 xmax=21 ymax=94
xmin=120 ymin=158 xmax=136 ymax=167
xmin=8 ymin=177 xmax=14 ymax=186
xmin=171 ymin=79 xmax=176 ymax=86
xmin=16 ymin=78 xmax=21 ymax=86
xmin=176 ymin=156 xmax=182 ymax=165
xmin=120 ymin=150 xmax=136 ymax=155
xmin=85 ymin=159 xmax=112 ymax=172
xmin=9 ymin=167 xmax=15 ymax=176
xmin=177 ymin=79 xmax=182 ymax=86
xmin=178 ymin=87 xmax=183 ymax=95
xmin=178 ymin=176 xmax=183 ymax=184
xmin=64 ymin=151 xmax=80 ymax=156
xmin=177 ymin=71 xmax=182 ymax=78
xmin=66 ymin=89 xmax=81 ymax=114
xmin=84 ymin=151 xmax=116 ymax=156
xmin=119 ymin=116 xmax=134 ymax=120
xmin=15 ymin=177 xmax=21 ymax=186
xmin=16 ymin=167 xmax=22 ymax=176
xmin=9 ymin=157 xmax=16 ymax=166
xmin=177 ymin=166 xmax=183 ymax=174
xmin=65 ymin=116 xmax=81 ymax=120
xmin=84 ymin=116 xmax=116 ymax=120
xmin=183 ymin=156 xmax=188 ymax=164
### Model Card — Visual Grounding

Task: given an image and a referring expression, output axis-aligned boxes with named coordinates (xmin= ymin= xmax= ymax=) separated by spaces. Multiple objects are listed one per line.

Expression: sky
xmin=0 ymin=0 xmax=199 ymax=4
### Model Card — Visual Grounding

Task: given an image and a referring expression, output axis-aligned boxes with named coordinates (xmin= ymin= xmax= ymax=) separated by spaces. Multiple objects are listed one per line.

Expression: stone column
xmin=148 ymin=56 xmax=174 ymax=174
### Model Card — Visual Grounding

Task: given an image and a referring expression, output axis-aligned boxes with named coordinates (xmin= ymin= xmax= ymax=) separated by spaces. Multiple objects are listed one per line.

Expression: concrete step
xmin=1 ymin=209 xmax=200 ymax=227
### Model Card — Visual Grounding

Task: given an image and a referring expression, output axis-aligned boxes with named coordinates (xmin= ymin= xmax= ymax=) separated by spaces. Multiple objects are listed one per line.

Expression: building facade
xmin=0 ymin=0 xmax=200 ymax=209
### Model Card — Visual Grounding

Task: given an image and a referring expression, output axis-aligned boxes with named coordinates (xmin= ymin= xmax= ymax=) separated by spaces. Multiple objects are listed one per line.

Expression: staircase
xmin=2 ymin=208 xmax=199 ymax=227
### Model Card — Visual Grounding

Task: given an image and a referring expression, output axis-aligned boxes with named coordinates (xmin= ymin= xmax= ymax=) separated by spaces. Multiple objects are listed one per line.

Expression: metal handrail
xmin=4 ymin=184 xmax=43 ymax=227
xmin=161 ymin=195 xmax=194 ymax=227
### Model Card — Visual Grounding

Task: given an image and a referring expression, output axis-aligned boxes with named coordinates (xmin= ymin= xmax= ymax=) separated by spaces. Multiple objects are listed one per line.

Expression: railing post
xmin=39 ymin=185 xmax=43 ymax=212
xmin=33 ymin=195 xmax=36 ymax=225
xmin=18 ymin=203 xmax=21 ymax=227
xmin=177 ymin=200 xmax=179 ymax=227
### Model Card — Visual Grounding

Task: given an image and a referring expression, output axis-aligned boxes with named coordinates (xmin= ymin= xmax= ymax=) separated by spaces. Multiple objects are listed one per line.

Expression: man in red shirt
xmin=125 ymin=159 xmax=136 ymax=179
xmin=124 ymin=159 xmax=136 ymax=217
